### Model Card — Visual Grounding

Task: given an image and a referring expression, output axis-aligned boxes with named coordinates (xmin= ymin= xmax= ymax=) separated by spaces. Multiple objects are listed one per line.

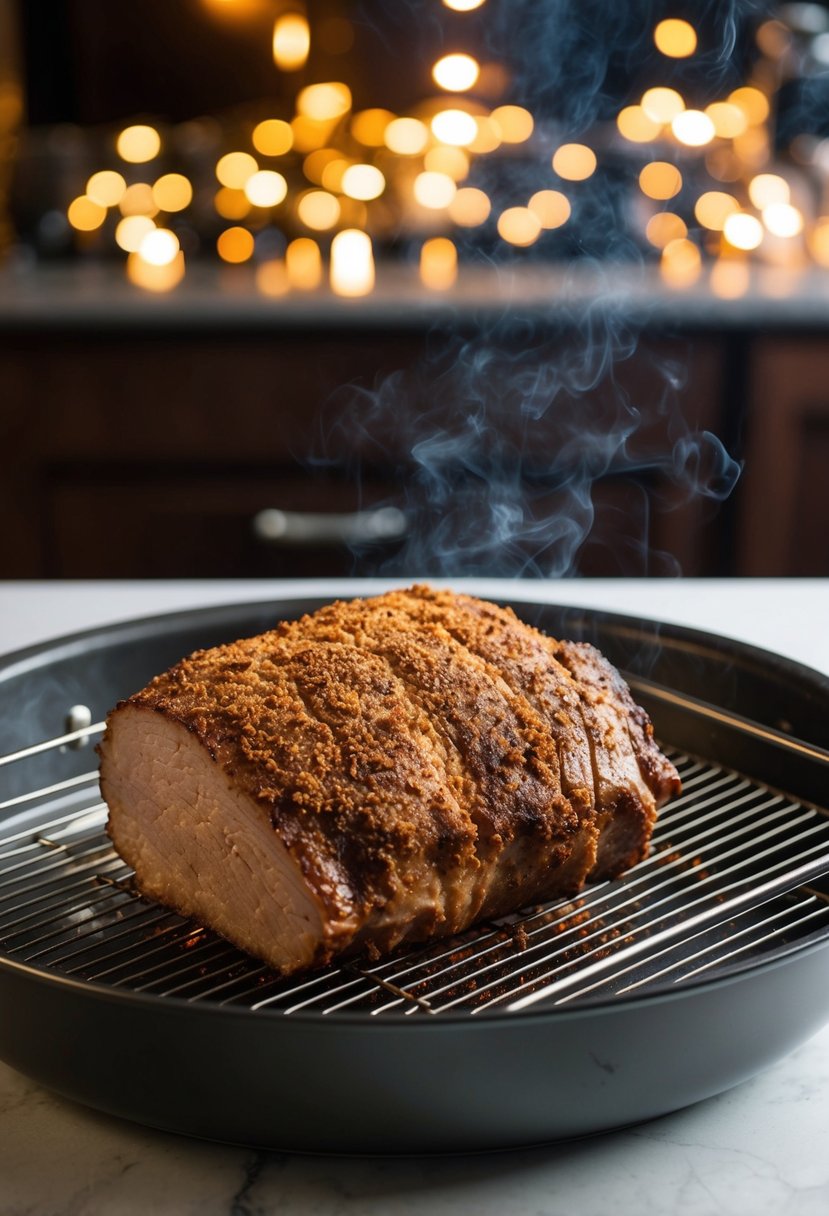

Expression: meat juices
xmin=99 ymin=587 xmax=680 ymax=974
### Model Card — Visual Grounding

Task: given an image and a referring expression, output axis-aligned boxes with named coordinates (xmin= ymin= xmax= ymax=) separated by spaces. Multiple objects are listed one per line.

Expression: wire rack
xmin=2 ymin=723 xmax=829 ymax=1017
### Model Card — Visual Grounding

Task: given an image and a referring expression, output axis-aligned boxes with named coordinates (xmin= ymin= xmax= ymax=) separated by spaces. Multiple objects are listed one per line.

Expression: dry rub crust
xmin=102 ymin=586 xmax=680 ymax=969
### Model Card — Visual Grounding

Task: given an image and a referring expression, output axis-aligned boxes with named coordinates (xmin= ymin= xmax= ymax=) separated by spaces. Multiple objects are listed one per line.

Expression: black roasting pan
xmin=0 ymin=595 xmax=828 ymax=1153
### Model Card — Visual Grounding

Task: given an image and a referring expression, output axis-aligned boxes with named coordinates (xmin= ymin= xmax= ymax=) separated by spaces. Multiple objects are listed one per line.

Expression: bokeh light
xmin=763 ymin=203 xmax=804 ymax=238
xmin=384 ymin=117 xmax=429 ymax=155
xmin=252 ymin=118 xmax=293 ymax=156
xmin=694 ymin=191 xmax=740 ymax=230
xmin=467 ymin=116 xmax=502 ymax=153
xmin=272 ymin=13 xmax=310 ymax=71
xmin=297 ymin=82 xmax=352 ymax=122
xmin=705 ymin=102 xmax=748 ymax=139
xmin=291 ymin=116 xmax=332 ymax=153
xmin=67 ymin=196 xmax=106 ymax=231
xmin=127 ymin=250 xmax=185 ymax=292
xmin=660 ymin=237 xmax=702 ymax=287
xmin=256 ymin=260 xmax=290 ymax=297
xmin=116 ymin=215 xmax=156 ymax=252
xmin=431 ymin=109 xmax=478 ymax=146
xmin=616 ymin=106 xmax=661 ymax=143
xmin=433 ymin=54 xmax=480 ymax=92
xmin=286 ymin=237 xmax=323 ymax=289
xmin=809 ymin=217 xmax=829 ymax=266
xmin=152 ymin=174 xmax=193 ymax=212
xmin=297 ymin=190 xmax=341 ymax=230
xmin=497 ymin=206 xmax=542 ymax=246
xmin=216 ymin=151 xmax=258 ymax=188
xmin=117 ymin=125 xmax=161 ymax=163
xmin=448 ymin=186 xmax=491 ymax=226
xmin=639 ymin=162 xmax=682 ymax=200
xmin=341 ymin=164 xmax=385 ymax=200
xmin=330 ymin=229 xmax=374 ymax=297
xmin=641 ymin=88 xmax=684 ymax=124
xmin=351 ymin=109 xmax=394 ymax=147
xmin=320 ymin=158 xmax=351 ymax=192
xmin=748 ymin=173 xmax=790 ymax=208
xmin=671 ymin=110 xmax=716 ymax=146
xmin=413 ymin=171 xmax=457 ymax=209
xmin=244 ymin=170 xmax=288 ymax=207
xmin=552 ymin=144 xmax=596 ymax=181
xmin=645 ymin=212 xmax=687 ymax=248
xmin=710 ymin=259 xmax=751 ymax=299
xmin=217 ymin=226 xmax=255 ymax=263
xmin=490 ymin=105 xmax=534 ymax=142
xmin=654 ymin=19 xmax=697 ymax=58
xmin=723 ymin=211 xmax=764 ymax=250
xmin=424 ymin=146 xmax=469 ymax=180
xmin=420 ymin=237 xmax=458 ymax=289
xmin=214 ymin=188 xmax=251 ymax=220
xmin=528 ymin=189 xmax=570 ymax=228
xmin=119 ymin=183 xmax=158 ymax=217
xmin=303 ymin=148 xmax=341 ymax=185
xmin=139 ymin=228 xmax=180 ymax=266
xmin=728 ymin=87 xmax=770 ymax=126
xmin=86 ymin=171 xmax=127 ymax=208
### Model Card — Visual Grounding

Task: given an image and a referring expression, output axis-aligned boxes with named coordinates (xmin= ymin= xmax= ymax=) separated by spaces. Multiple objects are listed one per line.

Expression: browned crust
xmin=120 ymin=635 xmax=480 ymax=929
xmin=102 ymin=586 xmax=680 ymax=965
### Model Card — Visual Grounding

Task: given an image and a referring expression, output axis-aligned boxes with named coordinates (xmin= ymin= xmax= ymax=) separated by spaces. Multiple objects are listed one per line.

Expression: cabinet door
xmin=48 ymin=470 xmax=406 ymax=578
xmin=737 ymin=338 xmax=829 ymax=576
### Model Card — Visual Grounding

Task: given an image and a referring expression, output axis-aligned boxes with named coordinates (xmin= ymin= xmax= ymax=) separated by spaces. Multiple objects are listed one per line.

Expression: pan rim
xmin=1 ymin=931 xmax=828 ymax=1027
xmin=2 ymin=591 xmax=829 ymax=705
xmin=2 ymin=591 xmax=828 ymax=1027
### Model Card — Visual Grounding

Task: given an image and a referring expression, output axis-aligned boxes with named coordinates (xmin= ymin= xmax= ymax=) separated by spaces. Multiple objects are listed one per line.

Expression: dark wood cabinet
xmin=736 ymin=336 xmax=829 ymax=576
xmin=4 ymin=301 xmax=819 ymax=579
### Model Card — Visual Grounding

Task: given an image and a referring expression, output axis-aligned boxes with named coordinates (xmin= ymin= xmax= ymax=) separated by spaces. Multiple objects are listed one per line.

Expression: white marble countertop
xmin=1 ymin=578 xmax=828 ymax=1216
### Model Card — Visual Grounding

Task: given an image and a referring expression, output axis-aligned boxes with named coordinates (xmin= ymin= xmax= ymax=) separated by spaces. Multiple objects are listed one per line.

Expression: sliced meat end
xmin=100 ymin=704 xmax=347 ymax=973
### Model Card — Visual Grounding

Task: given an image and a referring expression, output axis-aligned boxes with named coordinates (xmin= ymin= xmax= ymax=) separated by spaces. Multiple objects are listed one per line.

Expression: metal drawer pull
xmin=252 ymin=506 xmax=408 ymax=546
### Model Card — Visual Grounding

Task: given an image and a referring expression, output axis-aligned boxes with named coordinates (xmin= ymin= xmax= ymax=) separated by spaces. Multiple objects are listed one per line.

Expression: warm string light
xmin=654 ymin=19 xmax=697 ymax=59
xmin=552 ymin=144 xmax=596 ymax=181
xmin=272 ymin=12 xmax=310 ymax=71
xmin=497 ymin=207 xmax=542 ymax=247
xmin=432 ymin=53 xmax=480 ymax=92
xmin=116 ymin=125 xmax=161 ymax=163
xmin=64 ymin=5 xmax=829 ymax=296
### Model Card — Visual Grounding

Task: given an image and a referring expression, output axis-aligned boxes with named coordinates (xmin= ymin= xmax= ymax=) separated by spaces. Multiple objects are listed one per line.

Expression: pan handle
xmin=252 ymin=506 xmax=408 ymax=547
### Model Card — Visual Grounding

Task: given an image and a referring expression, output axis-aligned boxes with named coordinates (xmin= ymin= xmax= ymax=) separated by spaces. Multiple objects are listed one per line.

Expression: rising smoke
xmin=313 ymin=0 xmax=752 ymax=577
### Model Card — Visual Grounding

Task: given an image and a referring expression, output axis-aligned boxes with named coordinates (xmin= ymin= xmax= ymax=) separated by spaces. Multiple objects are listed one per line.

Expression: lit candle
xmin=330 ymin=229 xmax=375 ymax=297
xmin=126 ymin=250 xmax=185 ymax=292
xmin=420 ymin=237 xmax=458 ymax=290
xmin=286 ymin=237 xmax=322 ymax=289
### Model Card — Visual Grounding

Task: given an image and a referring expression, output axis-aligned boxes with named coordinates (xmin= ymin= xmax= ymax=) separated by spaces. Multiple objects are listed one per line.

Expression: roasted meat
xmin=99 ymin=587 xmax=680 ymax=974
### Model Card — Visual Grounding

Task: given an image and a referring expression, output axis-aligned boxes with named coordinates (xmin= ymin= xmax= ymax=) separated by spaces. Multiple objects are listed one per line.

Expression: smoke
xmin=311 ymin=0 xmax=752 ymax=578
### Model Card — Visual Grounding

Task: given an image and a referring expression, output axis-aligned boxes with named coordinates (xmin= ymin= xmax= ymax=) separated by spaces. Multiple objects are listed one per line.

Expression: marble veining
xmin=1 ymin=1024 xmax=828 ymax=1216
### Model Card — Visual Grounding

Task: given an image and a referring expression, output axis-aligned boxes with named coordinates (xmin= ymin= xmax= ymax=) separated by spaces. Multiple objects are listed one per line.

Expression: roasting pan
xmin=1 ymin=595 xmax=829 ymax=1154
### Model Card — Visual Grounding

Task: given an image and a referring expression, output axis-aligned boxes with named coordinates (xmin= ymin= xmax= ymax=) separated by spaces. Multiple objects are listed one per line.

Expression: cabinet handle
xmin=252 ymin=506 xmax=408 ymax=547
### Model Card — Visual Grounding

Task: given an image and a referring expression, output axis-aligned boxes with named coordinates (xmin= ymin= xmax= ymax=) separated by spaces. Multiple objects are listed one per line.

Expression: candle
xmin=330 ymin=229 xmax=375 ymax=297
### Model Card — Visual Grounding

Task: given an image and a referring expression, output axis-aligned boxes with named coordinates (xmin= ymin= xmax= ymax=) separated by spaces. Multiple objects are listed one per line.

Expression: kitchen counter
xmin=1 ymin=578 xmax=828 ymax=1216
xmin=3 ymin=261 xmax=829 ymax=331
